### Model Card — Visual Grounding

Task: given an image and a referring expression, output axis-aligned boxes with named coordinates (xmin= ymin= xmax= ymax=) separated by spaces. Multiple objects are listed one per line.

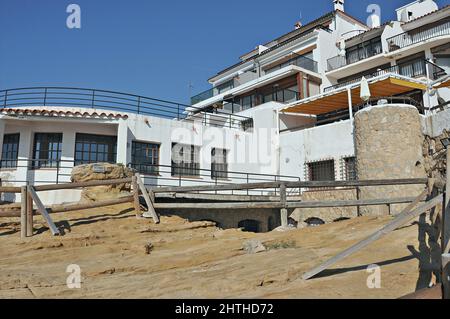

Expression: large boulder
xmin=71 ymin=163 xmax=135 ymax=202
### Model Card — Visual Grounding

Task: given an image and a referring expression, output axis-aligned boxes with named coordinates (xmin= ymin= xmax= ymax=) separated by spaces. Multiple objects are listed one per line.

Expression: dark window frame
xmin=131 ymin=141 xmax=160 ymax=175
xmin=307 ymin=159 xmax=335 ymax=181
xmin=211 ymin=148 xmax=228 ymax=179
xmin=171 ymin=143 xmax=200 ymax=177
xmin=31 ymin=133 xmax=63 ymax=169
xmin=343 ymin=157 xmax=357 ymax=181
xmin=0 ymin=133 xmax=20 ymax=169
xmin=74 ymin=133 xmax=117 ymax=166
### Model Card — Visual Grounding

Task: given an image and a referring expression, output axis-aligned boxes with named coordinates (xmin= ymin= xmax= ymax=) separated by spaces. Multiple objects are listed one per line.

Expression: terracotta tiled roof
xmin=0 ymin=107 xmax=128 ymax=120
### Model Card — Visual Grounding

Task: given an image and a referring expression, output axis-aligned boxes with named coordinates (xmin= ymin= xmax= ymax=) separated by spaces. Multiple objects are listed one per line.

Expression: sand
xmin=0 ymin=203 xmax=437 ymax=298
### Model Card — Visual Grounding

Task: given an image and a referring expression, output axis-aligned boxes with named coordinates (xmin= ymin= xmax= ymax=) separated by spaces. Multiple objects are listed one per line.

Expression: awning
xmin=434 ymin=79 xmax=450 ymax=89
xmin=281 ymin=75 xmax=427 ymax=115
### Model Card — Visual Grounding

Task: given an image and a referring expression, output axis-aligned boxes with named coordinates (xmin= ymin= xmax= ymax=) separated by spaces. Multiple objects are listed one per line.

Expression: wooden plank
xmin=150 ymin=178 xmax=427 ymax=194
xmin=28 ymin=186 xmax=60 ymax=236
xmin=0 ymin=186 xmax=22 ymax=193
xmin=132 ymin=176 xmax=141 ymax=217
xmin=20 ymin=186 xmax=27 ymax=239
xmin=154 ymin=192 xmax=302 ymax=202
xmin=286 ymin=197 xmax=420 ymax=208
xmin=1 ymin=196 xmax=134 ymax=217
xmin=136 ymin=173 xmax=159 ymax=223
xmin=153 ymin=196 xmax=420 ymax=210
xmin=33 ymin=177 xmax=133 ymax=192
xmin=280 ymin=183 xmax=288 ymax=227
xmin=302 ymin=191 xmax=438 ymax=280
xmin=26 ymin=190 xmax=33 ymax=237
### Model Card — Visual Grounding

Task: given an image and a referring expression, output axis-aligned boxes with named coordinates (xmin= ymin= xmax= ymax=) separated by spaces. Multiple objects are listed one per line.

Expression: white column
xmin=116 ymin=119 xmax=130 ymax=165
xmin=347 ymin=88 xmax=353 ymax=122
xmin=16 ymin=126 xmax=33 ymax=185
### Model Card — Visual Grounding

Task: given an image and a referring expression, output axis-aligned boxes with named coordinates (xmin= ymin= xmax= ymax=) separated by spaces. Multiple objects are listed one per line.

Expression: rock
xmin=71 ymin=163 xmax=135 ymax=202
xmin=242 ymin=239 xmax=266 ymax=254
xmin=144 ymin=242 xmax=153 ymax=255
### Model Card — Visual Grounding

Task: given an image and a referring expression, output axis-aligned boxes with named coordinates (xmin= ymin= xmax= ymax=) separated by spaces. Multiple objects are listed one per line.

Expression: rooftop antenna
xmin=188 ymin=82 xmax=194 ymax=98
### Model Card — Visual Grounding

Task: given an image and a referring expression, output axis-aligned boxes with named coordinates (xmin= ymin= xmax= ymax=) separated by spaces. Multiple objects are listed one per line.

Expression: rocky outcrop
xmin=71 ymin=163 xmax=134 ymax=202
xmin=422 ymin=129 xmax=448 ymax=190
xmin=355 ymin=105 xmax=427 ymax=216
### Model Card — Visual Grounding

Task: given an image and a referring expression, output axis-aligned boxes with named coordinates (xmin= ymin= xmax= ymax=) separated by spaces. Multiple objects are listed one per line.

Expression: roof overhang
xmin=432 ymin=74 xmax=450 ymax=89
xmin=280 ymin=74 xmax=427 ymax=115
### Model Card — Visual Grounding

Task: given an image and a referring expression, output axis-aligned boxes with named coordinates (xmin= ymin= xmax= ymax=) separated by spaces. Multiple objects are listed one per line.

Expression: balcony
xmin=264 ymin=53 xmax=318 ymax=75
xmin=327 ymin=38 xmax=383 ymax=72
xmin=324 ymin=59 xmax=446 ymax=92
xmin=0 ymin=87 xmax=252 ymax=130
xmin=191 ymin=54 xmax=318 ymax=105
xmin=222 ymin=87 xmax=300 ymax=113
xmin=387 ymin=20 xmax=450 ymax=52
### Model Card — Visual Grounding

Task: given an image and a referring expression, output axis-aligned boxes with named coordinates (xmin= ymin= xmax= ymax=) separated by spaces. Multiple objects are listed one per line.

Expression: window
xmin=171 ymin=143 xmax=200 ymax=177
xmin=215 ymin=80 xmax=234 ymax=94
xmin=131 ymin=141 xmax=160 ymax=175
xmin=211 ymin=148 xmax=228 ymax=179
xmin=1 ymin=133 xmax=19 ymax=168
xmin=346 ymin=37 xmax=382 ymax=64
xmin=75 ymin=133 xmax=117 ymax=166
xmin=307 ymin=160 xmax=335 ymax=181
xmin=32 ymin=133 xmax=63 ymax=169
xmin=343 ymin=157 xmax=357 ymax=181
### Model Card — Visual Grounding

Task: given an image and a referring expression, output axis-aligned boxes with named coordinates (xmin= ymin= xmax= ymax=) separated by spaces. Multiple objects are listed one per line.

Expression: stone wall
xmin=355 ymin=105 xmax=427 ymax=216
xmin=290 ymin=189 xmax=358 ymax=226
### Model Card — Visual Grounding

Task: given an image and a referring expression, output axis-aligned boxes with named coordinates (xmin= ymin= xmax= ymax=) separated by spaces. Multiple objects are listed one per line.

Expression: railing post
xmin=91 ymin=90 xmax=95 ymax=108
xmin=3 ymin=90 xmax=7 ymax=108
xmin=280 ymin=183 xmax=288 ymax=228
xmin=56 ymin=160 xmax=60 ymax=184
xmin=20 ymin=186 xmax=27 ymax=239
xmin=177 ymin=104 xmax=180 ymax=120
xmin=43 ymin=88 xmax=47 ymax=106
xmin=137 ymin=96 xmax=141 ymax=114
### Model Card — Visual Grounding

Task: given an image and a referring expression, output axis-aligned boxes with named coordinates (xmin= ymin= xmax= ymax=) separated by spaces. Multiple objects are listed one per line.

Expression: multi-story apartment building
xmin=0 ymin=0 xmax=449 ymax=212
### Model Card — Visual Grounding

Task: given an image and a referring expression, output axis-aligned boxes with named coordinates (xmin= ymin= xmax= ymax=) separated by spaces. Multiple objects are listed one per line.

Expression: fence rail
xmin=0 ymin=87 xmax=252 ymax=130
xmin=387 ymin=20 xmax=450 ymax=52
xmin=324 ymin=60 xmax=446 ymax=92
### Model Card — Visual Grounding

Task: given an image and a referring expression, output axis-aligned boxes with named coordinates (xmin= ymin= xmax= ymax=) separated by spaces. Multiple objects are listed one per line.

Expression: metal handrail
xmin=0 ymin=87 xmax=252 ymax=130
xmin=387 ymin=20 xmax=450 ymax=52
xmin=324 ymin=59 xmax=446 ymax=92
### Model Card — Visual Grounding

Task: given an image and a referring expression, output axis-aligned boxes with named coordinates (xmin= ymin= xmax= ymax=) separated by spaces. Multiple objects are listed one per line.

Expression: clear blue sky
xmin=0 ymin=0 xmax=447 ymax=104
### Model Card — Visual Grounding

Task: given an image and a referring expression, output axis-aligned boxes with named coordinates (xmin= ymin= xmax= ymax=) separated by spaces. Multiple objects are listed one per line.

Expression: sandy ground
xmin=0 ymin=204 xmax=437 ymax=298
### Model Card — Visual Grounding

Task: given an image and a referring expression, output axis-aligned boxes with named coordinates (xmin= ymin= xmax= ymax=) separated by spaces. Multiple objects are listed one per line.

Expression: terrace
xmin=324 ymin=59 xmax=446 ymax=92
xmin=387 ymin=20 xmax=450 ymax=52
xmin=191 ymin=53 xmax=318 ymax=105
xmin=0 ymin=87 xmax=252 ymax=131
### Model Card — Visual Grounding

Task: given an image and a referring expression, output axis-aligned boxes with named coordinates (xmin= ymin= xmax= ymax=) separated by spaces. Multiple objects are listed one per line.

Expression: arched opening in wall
xmin=238 ymin=219 xmax=260 ymax=233
xmin=304 ymin=217 xmax=325 ymax=227
xmin=334 ymin=217 xmax=351 ymax=223
xmin=268 ymin=216 xmax=275 ymax=231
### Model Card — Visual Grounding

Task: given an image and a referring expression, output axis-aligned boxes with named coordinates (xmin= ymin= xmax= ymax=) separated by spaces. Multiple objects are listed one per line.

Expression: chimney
xmin=294 ymin=21 xmax=302 ymax=29
xmin=333 ymin=0 xmax=344 ymax=12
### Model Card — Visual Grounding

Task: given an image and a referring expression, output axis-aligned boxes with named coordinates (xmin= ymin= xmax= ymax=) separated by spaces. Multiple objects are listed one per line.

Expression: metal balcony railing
xmin=324 ymin=59 xmax=446 ymax=92
xmin=264 ymin=53 xmax=318 ymax=75
xmin=327 ymin=41 xmax=383 ymax=72
xmin=387 ymin=20 xmax=450 ymax=52
xmin=0 ymin=87 xmax=252 ymax=130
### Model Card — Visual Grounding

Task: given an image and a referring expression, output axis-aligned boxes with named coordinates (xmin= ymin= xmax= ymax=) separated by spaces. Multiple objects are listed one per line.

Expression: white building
xmin=1 ymin=0 xmax=449 ymax=207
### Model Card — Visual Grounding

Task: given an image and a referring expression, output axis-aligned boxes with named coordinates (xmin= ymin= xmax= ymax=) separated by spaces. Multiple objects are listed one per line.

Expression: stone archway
xmin=238 ymin=219 xmax=260 ymax=233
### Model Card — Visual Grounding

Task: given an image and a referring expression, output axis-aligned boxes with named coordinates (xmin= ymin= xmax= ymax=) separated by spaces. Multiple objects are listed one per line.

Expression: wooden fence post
xmin=443 ymin=253 xmax=450 ymax=299
xmin=20 ymin=186 xmax=27 ymax=239
xmin=132 ymin=175 xmax=141 ymax=217
xmin=28 ymin=186 xmax=60 ymax=236
xmin=135 ymin=173 xmax=159 ymax=223
xmin=280 ymin=183 xmax=288 ymax=227
xmin=26 ymin=187 xmax=33 ymax=237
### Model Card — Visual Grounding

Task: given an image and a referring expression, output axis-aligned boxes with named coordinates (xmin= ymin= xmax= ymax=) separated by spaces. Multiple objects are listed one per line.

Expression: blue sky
xmin=0 ymin=0 xmax=448 ymax=104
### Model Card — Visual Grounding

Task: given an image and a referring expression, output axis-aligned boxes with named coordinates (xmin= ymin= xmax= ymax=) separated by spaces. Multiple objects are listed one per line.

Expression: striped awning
xmin=281 ymin=75 xmax=427 ymax=115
